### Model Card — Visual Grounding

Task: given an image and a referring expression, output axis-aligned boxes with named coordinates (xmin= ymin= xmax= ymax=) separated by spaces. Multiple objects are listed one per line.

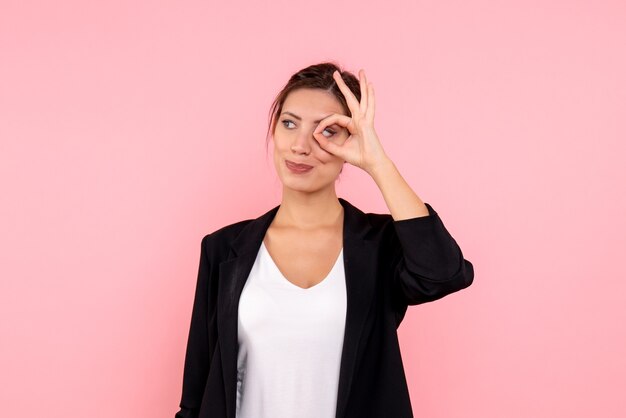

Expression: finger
xmin=333 ymin=70 xmax=360 ymax=116
xmin=365 ymin=82 xmax=375 ymax=122
xmin=313 ymin=113 xmax=353 ymax=134
xmin=358 ymin=69 xmax=368 ymax=114
xmin=312 ymin=130 xmax=345 ymax=159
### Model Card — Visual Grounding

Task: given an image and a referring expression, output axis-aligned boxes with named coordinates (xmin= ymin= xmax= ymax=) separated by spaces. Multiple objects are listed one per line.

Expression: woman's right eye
xmin=281 ymin=119 xmax=295 ymax=128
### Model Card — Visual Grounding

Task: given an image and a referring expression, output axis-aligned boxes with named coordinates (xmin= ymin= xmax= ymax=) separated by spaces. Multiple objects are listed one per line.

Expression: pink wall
xmin=1 ymin=1 xmax=624 ymax=417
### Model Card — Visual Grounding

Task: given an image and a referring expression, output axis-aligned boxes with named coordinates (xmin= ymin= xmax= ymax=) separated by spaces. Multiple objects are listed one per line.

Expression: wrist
xmin=367 ymin=156 xmax=395 ymax=179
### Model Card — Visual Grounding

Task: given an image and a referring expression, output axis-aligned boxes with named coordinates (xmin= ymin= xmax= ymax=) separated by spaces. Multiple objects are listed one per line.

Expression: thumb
xmin=314 ymin=133 xmax=344 ymax=159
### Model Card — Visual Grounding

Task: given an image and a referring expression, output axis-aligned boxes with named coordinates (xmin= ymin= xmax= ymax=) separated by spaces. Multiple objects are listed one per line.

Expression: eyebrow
xmin=280 ymin=111 xmax=334 ymax=124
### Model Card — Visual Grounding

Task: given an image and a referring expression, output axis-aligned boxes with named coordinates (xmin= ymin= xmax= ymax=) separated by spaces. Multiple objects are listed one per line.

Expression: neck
xmin=274 ymin=187 xmax=344 ymax=230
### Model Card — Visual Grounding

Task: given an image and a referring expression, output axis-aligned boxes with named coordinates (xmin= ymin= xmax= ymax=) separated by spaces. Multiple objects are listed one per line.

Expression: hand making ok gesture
xmin=313 ymin=69 xmax=391 ymax=175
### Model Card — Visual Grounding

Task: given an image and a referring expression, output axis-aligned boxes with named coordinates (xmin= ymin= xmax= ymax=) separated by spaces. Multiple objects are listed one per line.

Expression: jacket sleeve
xmin=175 ymin=235 xmax=212 ymax=418
xmin=391 ymin=202 xmax=474 ymax=307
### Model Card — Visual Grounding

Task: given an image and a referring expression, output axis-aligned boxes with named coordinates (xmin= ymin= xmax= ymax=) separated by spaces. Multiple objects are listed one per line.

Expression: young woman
xmin=174 ymin=62 xmax=474 ymax=418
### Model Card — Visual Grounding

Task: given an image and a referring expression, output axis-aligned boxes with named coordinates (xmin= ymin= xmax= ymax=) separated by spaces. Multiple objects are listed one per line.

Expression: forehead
xmin=282 ymin=88 xmax=345 ymax=117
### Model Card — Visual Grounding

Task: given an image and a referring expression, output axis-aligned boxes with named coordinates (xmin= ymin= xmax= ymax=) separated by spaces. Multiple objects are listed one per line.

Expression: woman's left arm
xmin=313 ymin=68 xmax=473 ymax=305
xmin=368 ymin=157 xmax=430 ymax=220
xmin=374 ymin=159 xmax=474 ymax=305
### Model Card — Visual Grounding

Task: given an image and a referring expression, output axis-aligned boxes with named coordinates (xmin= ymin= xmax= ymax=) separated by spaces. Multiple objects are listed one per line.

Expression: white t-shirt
xmin=236 ymin=241 xmax=347 ymax=418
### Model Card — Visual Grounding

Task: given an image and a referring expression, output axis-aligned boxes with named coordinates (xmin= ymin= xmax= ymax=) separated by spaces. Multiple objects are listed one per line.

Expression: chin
xmin=281 ymin=177 xmax=340 ymax=194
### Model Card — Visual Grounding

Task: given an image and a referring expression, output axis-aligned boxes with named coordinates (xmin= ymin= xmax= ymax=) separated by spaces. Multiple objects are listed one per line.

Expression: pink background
xmin=1 ymin=1 xmax=625 ymax=417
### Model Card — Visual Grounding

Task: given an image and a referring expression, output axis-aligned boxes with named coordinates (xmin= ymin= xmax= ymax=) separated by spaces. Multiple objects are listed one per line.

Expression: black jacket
xmin=175 ymin=197 xmax=474 ymax=418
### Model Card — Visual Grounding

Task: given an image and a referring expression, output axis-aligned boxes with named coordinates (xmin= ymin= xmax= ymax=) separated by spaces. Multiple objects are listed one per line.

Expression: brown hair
xmin=265 ymin=61 xmax=362 ymax=154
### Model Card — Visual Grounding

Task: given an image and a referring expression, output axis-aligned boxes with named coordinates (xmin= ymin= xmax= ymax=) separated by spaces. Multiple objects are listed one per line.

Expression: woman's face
xmin=272 ymin=88 xmax=349 ymax=194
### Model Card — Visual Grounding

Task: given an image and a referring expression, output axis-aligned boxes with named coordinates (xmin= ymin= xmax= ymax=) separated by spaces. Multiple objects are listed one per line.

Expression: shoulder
xmin=356 ymin=202 xmax=440 ymax=244
xmin=201 ymin=218 xmax=253 ymax=251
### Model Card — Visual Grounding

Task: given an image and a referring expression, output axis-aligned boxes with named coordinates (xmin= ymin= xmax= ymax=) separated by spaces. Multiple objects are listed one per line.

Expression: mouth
xmin=285 ymin=159 xmax=314 ymax=173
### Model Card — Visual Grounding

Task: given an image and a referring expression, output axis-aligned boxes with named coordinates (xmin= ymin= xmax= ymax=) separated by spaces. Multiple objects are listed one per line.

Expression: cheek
xmin=315 ymin=154 xmax=344 ymax=174
xmin=313 ymin=149 xmax=334 ymax=163
xmin=312 ymin=141 xmax=345 ymax=164
xmin=272 ymin=134 xmax=288 ymax=150
xmin=271 ymin=136 xmax=289 ymax=161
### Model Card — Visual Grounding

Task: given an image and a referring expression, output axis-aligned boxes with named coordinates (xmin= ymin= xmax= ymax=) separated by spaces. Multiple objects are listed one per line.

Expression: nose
xmin=291 ymin=128 xmax=314 ymax=155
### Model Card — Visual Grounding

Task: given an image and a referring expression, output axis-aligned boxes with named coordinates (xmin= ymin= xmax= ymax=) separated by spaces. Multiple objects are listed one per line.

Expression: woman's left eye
xmin=322 ymin=128 xmax=336 ymax=138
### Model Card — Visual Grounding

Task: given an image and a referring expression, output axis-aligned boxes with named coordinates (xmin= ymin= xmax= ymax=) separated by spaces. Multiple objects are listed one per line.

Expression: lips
xmin=285 ymin=159 xmax=313 ymax=172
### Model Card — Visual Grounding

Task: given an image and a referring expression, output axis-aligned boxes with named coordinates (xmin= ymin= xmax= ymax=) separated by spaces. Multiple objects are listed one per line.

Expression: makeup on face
xmin=285 ymin=159 xmax=313 ymax=174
